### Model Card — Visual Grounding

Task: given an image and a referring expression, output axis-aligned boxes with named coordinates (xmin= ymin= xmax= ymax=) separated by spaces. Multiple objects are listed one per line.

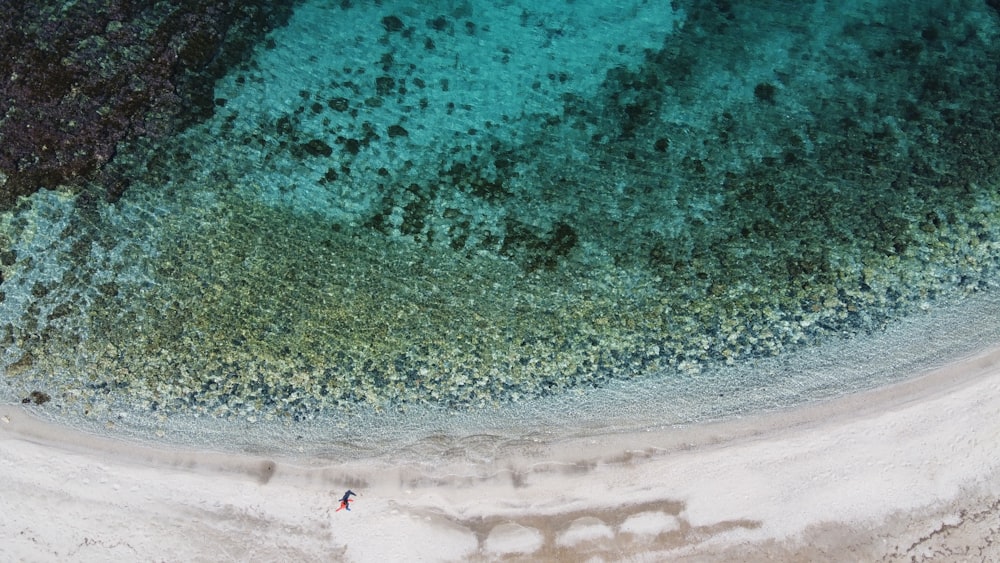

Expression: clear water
xmin=2 ymin=0 xmax=999 ymax=452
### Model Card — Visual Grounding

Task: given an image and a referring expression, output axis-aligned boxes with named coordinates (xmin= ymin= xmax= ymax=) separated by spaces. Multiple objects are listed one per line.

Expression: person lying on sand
xmin=336 ymin=490 xmax=356 ymax=512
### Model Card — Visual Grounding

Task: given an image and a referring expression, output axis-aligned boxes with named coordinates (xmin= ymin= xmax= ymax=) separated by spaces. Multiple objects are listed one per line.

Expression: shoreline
xmin=13 ymin=287 xmax=1000 ymax=462
xmin=3 ymin=343 xmax=999 ymax=561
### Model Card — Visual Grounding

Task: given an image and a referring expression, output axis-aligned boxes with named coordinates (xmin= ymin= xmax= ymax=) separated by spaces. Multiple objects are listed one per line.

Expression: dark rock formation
xmin=0 ymin=0 xmax=300 ymax=206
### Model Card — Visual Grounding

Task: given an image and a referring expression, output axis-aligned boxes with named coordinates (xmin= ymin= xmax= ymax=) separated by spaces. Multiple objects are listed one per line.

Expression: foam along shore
xmin=2 ymin=344 xmax=999 ymax=562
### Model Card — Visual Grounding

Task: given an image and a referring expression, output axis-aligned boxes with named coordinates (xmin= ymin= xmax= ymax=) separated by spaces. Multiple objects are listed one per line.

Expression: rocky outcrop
xmin=0 ymin=0 xmax=298 ymax=206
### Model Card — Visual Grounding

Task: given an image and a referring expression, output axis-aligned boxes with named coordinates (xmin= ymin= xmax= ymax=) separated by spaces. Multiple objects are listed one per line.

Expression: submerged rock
xmin=0 ymin=0 xmax=300 ymax=207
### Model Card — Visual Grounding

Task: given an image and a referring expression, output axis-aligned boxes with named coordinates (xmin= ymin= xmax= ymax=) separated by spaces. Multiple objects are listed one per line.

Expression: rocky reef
xmin=0 ymin=0 xmax=299 ymax=206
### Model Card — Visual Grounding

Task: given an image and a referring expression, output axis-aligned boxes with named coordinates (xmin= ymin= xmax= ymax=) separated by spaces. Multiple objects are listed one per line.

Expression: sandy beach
xmin=1 ymin=342 xmax=998 ymax=562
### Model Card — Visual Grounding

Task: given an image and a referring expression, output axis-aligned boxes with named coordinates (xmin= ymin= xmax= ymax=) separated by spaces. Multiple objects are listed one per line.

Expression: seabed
xmin=2 ymin=0 xmax=999 ymax=453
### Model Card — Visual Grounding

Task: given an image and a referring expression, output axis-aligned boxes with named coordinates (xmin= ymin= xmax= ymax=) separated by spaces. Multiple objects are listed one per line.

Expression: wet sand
xmin=2 ymin=344 xmax=999 ymax=562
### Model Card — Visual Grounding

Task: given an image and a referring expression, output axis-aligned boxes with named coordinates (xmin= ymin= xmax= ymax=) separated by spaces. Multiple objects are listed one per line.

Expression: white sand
xmin=2 ymin=345 xmax=999 ymax=562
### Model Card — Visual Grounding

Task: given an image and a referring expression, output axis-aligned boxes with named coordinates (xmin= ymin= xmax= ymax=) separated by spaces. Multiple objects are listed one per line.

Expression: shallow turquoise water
xmin=1 ymin=0 xmax=999 ymax=440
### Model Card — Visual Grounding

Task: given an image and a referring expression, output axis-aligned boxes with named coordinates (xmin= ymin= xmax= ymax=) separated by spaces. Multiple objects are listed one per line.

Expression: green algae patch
xmin=67 ymin=189 xmax=680 ymax=414
xmin=5 ymin=163 xmax=1000 ymax=421
xmin=18 ymin=166 xmax=993 ymax=420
